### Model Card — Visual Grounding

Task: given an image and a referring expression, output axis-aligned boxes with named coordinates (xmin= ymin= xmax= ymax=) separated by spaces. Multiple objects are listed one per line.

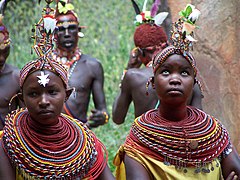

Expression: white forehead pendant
xmin=37 ymin=71 xmax=50 ymax=87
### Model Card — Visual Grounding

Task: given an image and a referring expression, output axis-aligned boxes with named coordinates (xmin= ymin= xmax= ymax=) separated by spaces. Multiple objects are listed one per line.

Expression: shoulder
xmin=123 ymin=67 xmax=152 ymax=87
xmin=80 ymin=54 xmax=102 ymax=66
xmin=3 ymin=64 xmax=20 ymax=76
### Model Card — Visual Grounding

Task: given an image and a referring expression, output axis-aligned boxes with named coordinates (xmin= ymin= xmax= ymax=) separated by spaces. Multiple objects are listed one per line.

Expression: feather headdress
xmin=131 ymin=0 xmax=168 ymax=26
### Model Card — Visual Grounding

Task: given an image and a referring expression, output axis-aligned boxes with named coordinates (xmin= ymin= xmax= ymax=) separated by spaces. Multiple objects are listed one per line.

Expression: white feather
xmin=142 ymin=0 xmax=148 ymax=12
xmin=154 ymin=12 xmax=169 ymax=26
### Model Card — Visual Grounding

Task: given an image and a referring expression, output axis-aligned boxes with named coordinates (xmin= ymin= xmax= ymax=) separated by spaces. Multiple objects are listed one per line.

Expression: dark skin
xmin=112 ymin=48 xmax=203 ymax=124
xmin=0 ymin=45 xmax=21 ymax=130
xmin=0 ymin=70 xmax=114 ymax=180
xmin=124 ymin=54 xmax=240 ymax=179
xmin=55 ymin=14 xmax=109 ymax=128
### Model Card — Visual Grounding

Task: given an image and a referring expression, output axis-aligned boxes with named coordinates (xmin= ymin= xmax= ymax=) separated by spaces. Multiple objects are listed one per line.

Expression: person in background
xmin=112 ymin=0 xmax=203 ymax=125
xmin=53 ymin=0 xmax=109 ymax=128
xmin=0 ymin=5 xmax=21 ymax=130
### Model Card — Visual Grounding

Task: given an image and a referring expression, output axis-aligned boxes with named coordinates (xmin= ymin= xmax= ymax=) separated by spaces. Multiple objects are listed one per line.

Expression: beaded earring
xmin=145 ymin=77 xmax=154 ymax=95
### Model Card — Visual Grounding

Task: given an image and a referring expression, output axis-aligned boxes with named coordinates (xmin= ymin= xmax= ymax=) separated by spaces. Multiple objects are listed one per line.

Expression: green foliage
xmin=4 ymin=0 xmax=145 ymax=173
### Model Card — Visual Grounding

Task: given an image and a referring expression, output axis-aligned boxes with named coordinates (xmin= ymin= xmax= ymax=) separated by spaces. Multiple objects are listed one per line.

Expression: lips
xmin=38 ymin=110 xmax=53 ymax=115
xmin=167 ymin=88 xmax=183 ymax=95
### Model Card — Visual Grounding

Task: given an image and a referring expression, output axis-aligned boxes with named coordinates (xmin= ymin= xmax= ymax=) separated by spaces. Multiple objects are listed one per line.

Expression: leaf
xmin=185 ymin=5 xmax=193 ymax=17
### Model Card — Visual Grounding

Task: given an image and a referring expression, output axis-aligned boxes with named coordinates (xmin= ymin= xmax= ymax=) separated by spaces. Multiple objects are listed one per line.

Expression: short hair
xmin=133 ymin=24 xmax=167 ymax=48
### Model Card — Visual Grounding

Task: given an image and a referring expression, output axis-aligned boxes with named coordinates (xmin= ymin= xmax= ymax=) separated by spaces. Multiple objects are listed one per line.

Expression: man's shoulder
xmin=125 ymin=67 xmax=152 ymax=80
xmin=1 ymin=64 xmax=20 ymax=77
xmin=80 ymin=54 xmax=101 ymax=64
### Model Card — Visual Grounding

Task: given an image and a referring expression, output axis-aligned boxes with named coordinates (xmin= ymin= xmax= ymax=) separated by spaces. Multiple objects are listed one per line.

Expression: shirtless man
xmin=0 ymin=14 xmax=20 ymax=129
xmin=52 ymin=1 xmax=109 ymax=128
xmin=112 ymin=19 xmax=203 ymax=125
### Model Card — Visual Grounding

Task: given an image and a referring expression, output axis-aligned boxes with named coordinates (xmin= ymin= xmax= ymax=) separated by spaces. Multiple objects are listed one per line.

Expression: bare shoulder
xmin=80 ymin=54 xmax=102 ymax=67
xmin=124 ymin=67 xmax=152 ymax=87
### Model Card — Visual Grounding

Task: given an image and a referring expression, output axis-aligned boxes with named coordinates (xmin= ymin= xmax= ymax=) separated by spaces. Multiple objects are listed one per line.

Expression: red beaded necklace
xmin=124 ymin=106 xmax=230 ymax=169
xmin=3 ymin=108 xmax=107 ymax=179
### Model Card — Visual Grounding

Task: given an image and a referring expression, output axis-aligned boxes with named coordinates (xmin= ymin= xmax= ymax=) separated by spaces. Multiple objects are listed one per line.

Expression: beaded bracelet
xmin=102 ymin=112 xmax=109 ymax=124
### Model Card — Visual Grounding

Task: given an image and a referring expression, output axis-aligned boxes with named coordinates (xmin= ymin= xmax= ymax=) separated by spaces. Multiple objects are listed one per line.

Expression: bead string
xmin=124 ymin=106 xmax=230 ymax=169
xmin=2 ymin=108 xmax=107 ymax=179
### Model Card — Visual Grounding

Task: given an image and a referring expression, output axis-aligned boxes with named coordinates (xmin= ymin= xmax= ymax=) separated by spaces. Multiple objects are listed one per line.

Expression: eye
xmin=181 ymin=71 xmax=189 ymax=76
xmin=48 ymin=89 xmax=58 ymax=95
xmin=57 ymin=26 xmax=65 ymax=32
xmin=161 ymin=70 xmax=170 ymax=75
xmin=28 ymin=91 xmax=38 ymax=97
xmin=68 ymin=25 xmax=78 ymax=31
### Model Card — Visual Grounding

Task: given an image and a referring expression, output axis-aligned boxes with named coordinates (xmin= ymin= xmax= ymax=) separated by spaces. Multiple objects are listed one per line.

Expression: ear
xmin=17 ymin=92 xmax=24 ymax=104
xmin=65 ymin=87 xmax=74 ymax=101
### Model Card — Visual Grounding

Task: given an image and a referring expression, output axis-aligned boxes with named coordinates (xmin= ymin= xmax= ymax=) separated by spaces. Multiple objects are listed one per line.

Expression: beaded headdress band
xmin=20 ymin=0 xmax=68 ymax=88
xmin=55 ymin=0 xmax=85 ymax=38
xmin=153 ymin=4 xmax=201 ymax=75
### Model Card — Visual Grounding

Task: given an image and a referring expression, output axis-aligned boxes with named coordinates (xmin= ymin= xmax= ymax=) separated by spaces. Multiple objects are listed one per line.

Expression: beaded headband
xmin=0 ymin=14 xmax=10 ymax=50
xmin=153 ymin=4 xmax=200 ymax=74
xmin=55 ymin=0 xmax=85 ymax=38
xmin=20 ymin=0 xmax=68 ymax=88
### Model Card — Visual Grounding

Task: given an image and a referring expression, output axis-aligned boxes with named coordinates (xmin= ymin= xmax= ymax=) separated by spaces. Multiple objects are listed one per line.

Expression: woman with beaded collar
xmin=113 ymin=4 xmax=240 ymax=180
xmin=112 ymin=0 xmax=203 ymax=125
xmin=0 ymin=52 xmax=114 ymax=180
xmin=0 ymin=1 xmax=114 ymax=178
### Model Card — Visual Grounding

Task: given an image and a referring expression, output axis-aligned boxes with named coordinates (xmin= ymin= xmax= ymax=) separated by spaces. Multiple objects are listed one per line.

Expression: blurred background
xmin=3 ymin=0 xmax=240 ymax=172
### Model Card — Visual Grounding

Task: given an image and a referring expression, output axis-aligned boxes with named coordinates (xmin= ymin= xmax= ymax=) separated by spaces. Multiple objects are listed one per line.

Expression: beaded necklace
xmin=3 ymin=108 xmax=107 ymax=179
xmin=52 ymin=48 xmax=81 ymax=79
xmin=124 ymin=107 xmax=231 ymax=173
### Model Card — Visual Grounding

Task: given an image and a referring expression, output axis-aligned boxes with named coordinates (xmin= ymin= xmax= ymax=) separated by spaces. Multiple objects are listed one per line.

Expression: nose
xmin=64 ymin=28 xmax=70 ymax=37
xmin=169 ymin=74 xmax=181 ymax=85
xmin=39 ymin=94 xmax=50 ymax=108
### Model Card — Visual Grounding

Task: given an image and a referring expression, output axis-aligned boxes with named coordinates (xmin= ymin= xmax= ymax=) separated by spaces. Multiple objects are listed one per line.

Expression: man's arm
xmin=112 ymin=71 xmax=133 ymax=124
xmin=88 ymin=60 xmax=109 ymax=128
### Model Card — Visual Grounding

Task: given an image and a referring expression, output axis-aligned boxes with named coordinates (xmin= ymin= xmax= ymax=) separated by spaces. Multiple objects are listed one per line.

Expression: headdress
xmin=0 ymin=0 xmax=10 ymax=50
xmin=20 ymin=0 xmax=68 ymax=88
xmin=131 ymin=0 xmax=168 ymax=50
xmin=55 ymin=0 xmax=85 ymax=38
xmin=152 ymin=4 xmax=201 ymax=75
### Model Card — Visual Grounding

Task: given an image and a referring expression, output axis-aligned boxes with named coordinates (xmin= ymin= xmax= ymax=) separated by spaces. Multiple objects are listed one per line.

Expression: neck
xmin=28 ymin=116 xmax=62 ymax=135
xmin=158 ymin=102 xmax=188 ymax=121
xmin=55 ymin=47 xmax=78 ymax=59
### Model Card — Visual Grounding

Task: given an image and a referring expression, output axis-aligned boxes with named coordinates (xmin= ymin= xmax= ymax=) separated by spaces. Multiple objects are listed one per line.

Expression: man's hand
xmin=88 ymin=109 xmax=109 ymax=128
xmin=126 ymin=48 xmax=142 ymax=69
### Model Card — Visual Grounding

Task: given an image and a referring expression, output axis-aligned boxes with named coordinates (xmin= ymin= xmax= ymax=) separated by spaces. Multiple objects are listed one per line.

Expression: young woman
xmin=114 ymin=4 xmax=240 ymax=179
xmin=0 ymin=57 xmax=114 ymax=180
